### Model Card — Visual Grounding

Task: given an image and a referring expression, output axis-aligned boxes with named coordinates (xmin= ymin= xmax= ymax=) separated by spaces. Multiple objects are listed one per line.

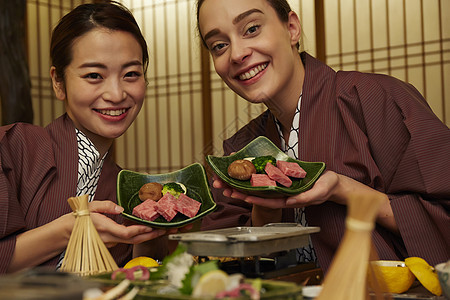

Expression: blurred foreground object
xmin=316 ymin=193 xmax=388 ymax=300
xmin=435 ymin=260 xmax=450 ymax=299
xmin=0 ymin=268 xmax=99 ymax=300
xmin=61 ymin=195 xmax=118 ymax=276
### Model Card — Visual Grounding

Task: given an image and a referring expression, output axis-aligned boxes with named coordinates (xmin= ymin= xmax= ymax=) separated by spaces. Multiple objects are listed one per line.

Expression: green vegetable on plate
xmin=252 ymin=155 xmax=277 ymax=174
xmin=161 ymin=182 xmax=185 ymax=198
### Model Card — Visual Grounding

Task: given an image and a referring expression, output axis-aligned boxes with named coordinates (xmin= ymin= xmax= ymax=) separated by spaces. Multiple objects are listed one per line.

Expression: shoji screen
xmin=324 ymin=0 xmax=449 ymax=125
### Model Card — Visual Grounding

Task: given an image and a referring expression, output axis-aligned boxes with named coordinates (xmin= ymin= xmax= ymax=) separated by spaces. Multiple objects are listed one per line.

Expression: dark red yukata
xmin=0 ymin=114 xmax=131 ymax=273
xmin=202 ymin=52 xmax=450 ymax=272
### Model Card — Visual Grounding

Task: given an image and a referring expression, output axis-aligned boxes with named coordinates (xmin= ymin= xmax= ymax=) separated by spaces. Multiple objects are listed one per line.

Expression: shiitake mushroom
xmin=139 ymin=182 xmax=163 ymax=201
xmin=227 ymin=159 xmax=256 ymax=180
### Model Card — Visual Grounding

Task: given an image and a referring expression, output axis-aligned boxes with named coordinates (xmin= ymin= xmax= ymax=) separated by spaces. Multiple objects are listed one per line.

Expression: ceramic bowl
xmin=117 ymin=163 xmax=216 ymax=228
xmin=436 ymin=261 xmax=450 ymax=299
xmin=368 ymin=260 xmax=415 ymax=294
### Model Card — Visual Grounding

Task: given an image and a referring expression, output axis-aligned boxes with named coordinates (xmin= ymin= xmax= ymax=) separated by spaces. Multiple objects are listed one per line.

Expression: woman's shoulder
xmin=335 ymin=70 xmax=420 ymax=97
xmin=0 ymin=122 xmax=49 ymax=143
xmin=0 ymin=123 xmax=56 ymax=173
xmin=334 ymin=70 xmax=430 ymax=110
xmin=0 ymin=115 xmax=75 ymax=154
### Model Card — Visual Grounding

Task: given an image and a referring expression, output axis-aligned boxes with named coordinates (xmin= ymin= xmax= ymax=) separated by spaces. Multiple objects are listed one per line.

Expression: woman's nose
xmin=230 ymin=41 xmax=251 ymax=64
xmin=102 ymin=79 xmax=126 ymax=102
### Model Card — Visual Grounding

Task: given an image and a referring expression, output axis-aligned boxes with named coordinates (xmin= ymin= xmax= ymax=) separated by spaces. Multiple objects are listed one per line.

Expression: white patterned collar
xmin=274 ymin=94 xmax=302 ymax=159
xmin=273 ymin=95 xmax=317 ymax=263
xmin=75 ymin=128 xmax=106 ymax=202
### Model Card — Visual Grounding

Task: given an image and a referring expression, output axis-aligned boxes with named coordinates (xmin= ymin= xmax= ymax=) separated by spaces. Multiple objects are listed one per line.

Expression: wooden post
xmin=314 ymin=0 xmax=326 ymax=63
xmin=200 ymin=44 xmax=213 ymax=164
xmin=0 ymin=0 xmax=33 ymax=125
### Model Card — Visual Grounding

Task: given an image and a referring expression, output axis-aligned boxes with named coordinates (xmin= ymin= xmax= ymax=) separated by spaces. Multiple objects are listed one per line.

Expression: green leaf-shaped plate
xmin=206 ymin=136 xmax=326 ymax=198
xmin=117 ymin=163 xmax=216 ymax=228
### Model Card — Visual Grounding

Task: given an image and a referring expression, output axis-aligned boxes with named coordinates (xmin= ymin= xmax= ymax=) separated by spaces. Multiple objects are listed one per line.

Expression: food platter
xmin=206 ymin=136 xmax=326 ymax=198
xmin=137 ymin=279 xmax=302 ymax=299
xmin=117 ymin=163 xmax=216 ymax=228
xmin=88 ymin=275 xmax=303 ymax=300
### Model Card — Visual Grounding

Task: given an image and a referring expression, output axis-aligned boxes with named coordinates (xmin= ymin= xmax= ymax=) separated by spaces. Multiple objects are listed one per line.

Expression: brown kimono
xmin=202 ymin=52 xmax=450 ymax=272
xmin=0 ymin=114 xmax=131 ymax=273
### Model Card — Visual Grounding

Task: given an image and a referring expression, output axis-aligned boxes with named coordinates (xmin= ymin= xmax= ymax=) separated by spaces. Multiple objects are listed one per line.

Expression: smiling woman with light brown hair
xmin=197 ymin=0 xmax=450 ymax=272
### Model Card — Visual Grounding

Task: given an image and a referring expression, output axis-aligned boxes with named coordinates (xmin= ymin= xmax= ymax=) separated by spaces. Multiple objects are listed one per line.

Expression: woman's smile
xmin=94 ymin=108 xmax=130 ymax=122
xmin=237 ymin=62 xmax=269 ymax=81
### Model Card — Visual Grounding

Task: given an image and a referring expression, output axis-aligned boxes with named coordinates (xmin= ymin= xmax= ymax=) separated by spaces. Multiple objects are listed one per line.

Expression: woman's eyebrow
xmin=203 ymin=8 xmax=264 ymax=42
xmin=233 ymin=8 xmax=264 ymax=24
xmin=123 ymin=60 xmax=143 ymax=68
xmin=78 ymin=60 xmax=142 ymax=69
xmin=204 ymin=29 xmax=220 ymax=42
xmin=78 ymin=62 xmax=107 ymax=69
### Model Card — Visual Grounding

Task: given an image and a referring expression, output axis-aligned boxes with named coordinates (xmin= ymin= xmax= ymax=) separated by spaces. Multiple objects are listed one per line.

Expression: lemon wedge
xmin=123 ymin=256 xmax=160 ymax=269
xmin=405 ymin=257 xmax=442 ymax=296
xmin=191 ymin=270 xmax=229 ymax=298
xmin=368 ymin=260 xmax=415 ymax=294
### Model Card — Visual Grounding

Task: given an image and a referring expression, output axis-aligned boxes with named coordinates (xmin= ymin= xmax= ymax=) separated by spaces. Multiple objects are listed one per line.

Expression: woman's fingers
xmin=212 ymin=176 xmax=228 ymax=189
xmin=90 ymin=213 xmax=166 ymax=245
xmin=244 ymin=195 xmax=287 ymax=209
xmin=230 ymin=189 xmax=247 ymax=200
xmin=89 ymin=200 xmax=124 ymax=215
xmin=178 ymin=224 xmax=194 ymax=233
xmin=285 ymin=171 xmax=340 ymax=206
xmin=87 ymin=199 xmax=193 ymax=247
xmin=103 ymin=230 xmax=166 ymax=247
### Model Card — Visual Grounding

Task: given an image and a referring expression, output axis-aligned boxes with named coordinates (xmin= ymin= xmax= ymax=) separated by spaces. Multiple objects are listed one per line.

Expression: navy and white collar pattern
xmin=275 ymin=94 xmax=302 ymax=158
xmin=75 ymin=128 xmax=105 ymax=201
xmin=274 ymin=95 xmax=317 ymax=264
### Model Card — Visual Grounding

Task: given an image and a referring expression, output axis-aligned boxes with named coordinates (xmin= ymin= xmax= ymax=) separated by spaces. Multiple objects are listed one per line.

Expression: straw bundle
xmin=316 ymin=192 xmax=391 ymax=300
xmin=60 ymin=195 xmax=118 ymax=276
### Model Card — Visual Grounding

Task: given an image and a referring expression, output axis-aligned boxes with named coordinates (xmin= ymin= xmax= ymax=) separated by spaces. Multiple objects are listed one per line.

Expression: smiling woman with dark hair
xmin=197 ymin=0 xmax=450 ymax=272
xmin=0 ymin=2 xmax=179 ymax=274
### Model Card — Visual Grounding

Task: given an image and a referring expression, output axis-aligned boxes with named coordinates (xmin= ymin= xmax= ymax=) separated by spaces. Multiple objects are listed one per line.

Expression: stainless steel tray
xmin=169 ymin=223 xmax=320 ymax=257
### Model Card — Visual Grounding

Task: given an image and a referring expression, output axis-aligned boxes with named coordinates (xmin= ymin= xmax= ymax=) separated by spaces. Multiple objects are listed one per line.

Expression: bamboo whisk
xmin=316 ymin=192 xmax=390 ymax=300
xmin=60 ymin=195 xmax=118 ymax=276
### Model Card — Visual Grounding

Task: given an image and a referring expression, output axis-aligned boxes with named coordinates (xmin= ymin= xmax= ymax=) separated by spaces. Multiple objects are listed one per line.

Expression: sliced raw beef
xmin=265 ymin=162 xmax=292 ymax=187
xmin=175 ymin=193 xmax=201 ymax=218
xmin=277 ymin=160 xmax=307 ymax=178
xmin=156 ymin=192 xmax=178 ymax=221
xmin=133 ymin=199 xmax=160 ymax=222
xmin=250 ymin=174 xmax=277 ymax=187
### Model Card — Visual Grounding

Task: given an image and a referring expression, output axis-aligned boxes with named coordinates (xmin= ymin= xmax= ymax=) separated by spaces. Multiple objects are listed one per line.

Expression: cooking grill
xmin=169 ymin=223 xmax=322 ymax=282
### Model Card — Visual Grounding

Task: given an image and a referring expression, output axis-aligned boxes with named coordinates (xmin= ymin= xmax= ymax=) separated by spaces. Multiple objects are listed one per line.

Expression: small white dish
xmin=302 ymin=285 xmax=323 ymax=299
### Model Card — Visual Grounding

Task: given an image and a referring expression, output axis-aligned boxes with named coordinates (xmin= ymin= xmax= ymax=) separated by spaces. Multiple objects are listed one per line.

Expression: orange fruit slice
xmin=405 ymin=257 xmax=442 ymax=296
xmin=123 ymin=256 xmax=159 ymax=269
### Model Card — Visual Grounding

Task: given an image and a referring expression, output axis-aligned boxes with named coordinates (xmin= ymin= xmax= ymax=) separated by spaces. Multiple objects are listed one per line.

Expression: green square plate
xmin=117 ymin=163 xmax=216 ymax=228
xmin=206 ymin=136 xmax=326 ymax=198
